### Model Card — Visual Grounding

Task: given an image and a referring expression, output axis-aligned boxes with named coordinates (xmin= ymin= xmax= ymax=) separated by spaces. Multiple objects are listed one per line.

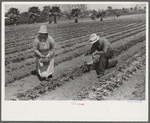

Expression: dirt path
xmin=105 ymin=66 xmax=145 ymax=100
xmin=35 ymin=42 xmax=145 ymax=100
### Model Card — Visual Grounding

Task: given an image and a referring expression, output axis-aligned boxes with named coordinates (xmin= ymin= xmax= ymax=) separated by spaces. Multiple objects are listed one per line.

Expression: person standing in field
xmin=33 ymin=25 xmax=56 ymax=81
xmin=85 ymin=33 xmax=118 ymax=82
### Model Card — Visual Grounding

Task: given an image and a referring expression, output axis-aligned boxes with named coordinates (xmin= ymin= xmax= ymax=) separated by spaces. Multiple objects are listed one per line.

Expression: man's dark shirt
xmin=89 ymin=38 xmax=112 ymax=54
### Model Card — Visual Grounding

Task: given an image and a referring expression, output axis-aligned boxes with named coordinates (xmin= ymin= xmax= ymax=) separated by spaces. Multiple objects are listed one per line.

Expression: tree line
xmin=5 ymin=4 xmax=146 ymax=25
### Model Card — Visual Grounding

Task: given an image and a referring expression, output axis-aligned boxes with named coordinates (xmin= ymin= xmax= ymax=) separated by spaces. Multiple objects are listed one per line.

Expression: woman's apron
xmin=36 ymin=40 xmax=54 ymax=78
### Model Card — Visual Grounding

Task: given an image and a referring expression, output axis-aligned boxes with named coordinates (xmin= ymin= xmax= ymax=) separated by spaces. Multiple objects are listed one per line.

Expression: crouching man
xmin=85 ymin=34 xmax=118 ymax=82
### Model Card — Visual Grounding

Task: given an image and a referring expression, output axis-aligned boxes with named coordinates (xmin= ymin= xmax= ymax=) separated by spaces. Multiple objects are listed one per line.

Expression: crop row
xmin=5 ymin=21 xmax=144 ymax=51
xmin=6 ymin=27 xmax=145 ymax=80
xmin=5 ymin=21 xmax=139 ymax=56
xmin=76 ymin=49 xmax=146 ymax=100
xmin=6 ymin=19 xmax=142 ymax=43
xmin=5 ymin=19 xmax=144 ymax=47
xmin=59 ymin=22 xmax=145 ymax=48
xmin=5 ymin=23 xmax=145 ymax=64
xmin=53 ymin=22 xmax=142 ymax=43
xmin=5 ymin=21 xmax=134 ymax=51
xmin=5 ymin=21 xmax=116 ymax=44
xmin=13 ymin=45 xmax=146 ymax=100
xmin=5 ymin=22 xmax=137 ymax=61
xmin=5 ymin=32 xmax=145 ymax=86
xmin=5 ymin=27 xmax=145 ymax=76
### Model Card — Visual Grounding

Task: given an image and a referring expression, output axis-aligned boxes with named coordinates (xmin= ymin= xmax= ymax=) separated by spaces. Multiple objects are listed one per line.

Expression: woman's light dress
xmin=33 ymin=35 xmax=56 ymax=78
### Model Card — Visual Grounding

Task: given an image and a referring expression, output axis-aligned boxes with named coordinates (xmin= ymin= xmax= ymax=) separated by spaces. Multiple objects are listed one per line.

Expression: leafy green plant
xmin=28 ymin=6 xmax=41 ymax=24
xmin=6 ymin=7 xmax=20 ymax=25
xmin=49 ymin=6 xmax=61 ymax=24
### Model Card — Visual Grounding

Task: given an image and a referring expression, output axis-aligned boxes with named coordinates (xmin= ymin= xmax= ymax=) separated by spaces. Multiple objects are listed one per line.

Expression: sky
xmin=4 ymin=2 xmax=146 ymax=13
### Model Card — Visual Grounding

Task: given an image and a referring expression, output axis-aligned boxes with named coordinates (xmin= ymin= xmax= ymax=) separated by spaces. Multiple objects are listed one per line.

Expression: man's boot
xmin=106 ymin=60 xmax=118 ymax=69
xmin=97 ymin=74 xmax=106 ymax=82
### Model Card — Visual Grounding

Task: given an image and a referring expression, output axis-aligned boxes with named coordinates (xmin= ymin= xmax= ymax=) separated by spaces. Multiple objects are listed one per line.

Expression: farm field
xmin=4 ymin=13 xmax=146 ymax=101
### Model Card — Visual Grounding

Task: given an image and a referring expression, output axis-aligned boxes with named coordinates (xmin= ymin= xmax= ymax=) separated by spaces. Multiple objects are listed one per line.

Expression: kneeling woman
xmin=33 ymin=25 xmax=56 ymax=81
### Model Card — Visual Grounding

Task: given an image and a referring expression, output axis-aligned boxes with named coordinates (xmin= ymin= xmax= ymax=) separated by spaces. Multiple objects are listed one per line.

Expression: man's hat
xmin=89 ymin=34 xmax=100 ymax=44
xmin=38 ymin=25 xmax=48 ymax=33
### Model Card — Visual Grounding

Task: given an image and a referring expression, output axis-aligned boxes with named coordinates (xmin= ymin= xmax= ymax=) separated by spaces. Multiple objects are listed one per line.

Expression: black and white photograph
xmin=1 ymin=1 xmax=149 ymax=121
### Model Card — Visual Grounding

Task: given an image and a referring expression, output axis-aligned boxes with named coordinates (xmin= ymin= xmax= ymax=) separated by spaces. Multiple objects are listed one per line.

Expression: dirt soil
xmin=5 ymin=32 xmax=145 ymax=100
xmin=105 ymin=66 xmax=145 ymax=100
xmin=35 ymin=42 xmax=146 ymax=100
xmin=5 ymin=14 xmax=146 ymax=101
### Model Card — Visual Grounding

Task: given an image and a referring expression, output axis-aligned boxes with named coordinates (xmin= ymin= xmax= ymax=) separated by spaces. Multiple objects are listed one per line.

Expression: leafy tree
xmin=6 ymin=7 xmax=20 ymax=25
xmin=130 ymin=7 xmax=133 ymax=11
xmin=107 ymin=9 xmax=121 ymax=20
xmin=42 ymin=6 xmax=51 ymax=22
xmin=49 ymin=6 xmax=61 ymax=24
xmin=21 ymin=12 xmax=29 ymax=17
xmin=28 ymin=6 xmax=40 ymax=24
xmin=90 ymin=16 xmax=96 ymax=20
xmin=97 ymin=10 xmax=106 ymax=21
xmin=89 ymin=9 xmax=97 ymax=20
xmin=134 ymin=5 xmax=138 ymax=11
xmin=139 ymin=6 xmax=141 ymax=9
xmin=122 ymin=7 xmax=126 ymax=10
xmin=71 ymin=8 xmax=80 ymax=23
xmin=107 ymin=6 xmax=112 ymax=10
xmin=113 ymin=11 xmax=120 ymax=18
xmin=62 ymin=4 xmax=87 ymax=20
xmin=91 ymin=9 xmax=98 ymax=16
xmin=61 ymin=4 xmax=73 ymax=20
xmin=62 ymin=10 xmax=72 ymax=20
xmin=107 ymin=6 xmax=121 ymax=20
xmin=74 ymin=4 xmax=87 ymax=16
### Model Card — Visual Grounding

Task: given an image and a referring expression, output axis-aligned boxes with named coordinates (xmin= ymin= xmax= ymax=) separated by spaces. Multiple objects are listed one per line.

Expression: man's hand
xmin=92 ymin=52 xmax=100 ymax=63
xmin=93 ymin=52 xmax=100 ymax=56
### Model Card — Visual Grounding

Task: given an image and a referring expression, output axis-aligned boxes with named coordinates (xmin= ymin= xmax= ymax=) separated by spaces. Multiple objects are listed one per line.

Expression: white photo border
xmin=1 ymin=1 xmax=149 ymax=121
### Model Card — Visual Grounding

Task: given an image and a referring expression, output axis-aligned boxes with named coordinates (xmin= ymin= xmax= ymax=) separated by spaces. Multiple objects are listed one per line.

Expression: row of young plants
xmin=5 ymin=20 xmax=144 ymax=50
xmin=52 ymin=21 xmax=133 ymax=43
xmin=5 ymin=22 xmax=108 ymax=44
xmin=5 ymin=36 xmax=34 ymax=49
xmin=6 ymin=29 xmax=145 ymax=91
xmin=56 ymin=21 xmax=145 ymax=43
xmin=5 ymin=21 xmax=136 ymax=56
xmin=5 ymin=27 xmax=145 ymax=72
xmin=5 ymin=27 xmax=145 ymax=79
xmin=76 ymin=49 xmax=146 ymax=100
xmin=10 ymin=44 xmax=145 ymax=100
xmin=5 ymin=19 xmax=124 ymax=42
xmin=5 ymin=18 xmax=143 ymax=46
xmin=5 ymin=27 xmax=145 ymax=76
xmin=13 ymin=39 xmax=146 ymax=100
xmin=8 ymin=22 xmax=145 ymax=55
xmin=5 ymin=20 xmax=132 ymax=50
xmin=5 ymin=41 xmax=33 ymax=55
xmin=59 ymin=22 xmax=144 ymax=48
xmin=53 ymin=30 xmax=146 ymax=67
xmin=5 ymin=21 xmax=135 ymax=62
xmin=5 ymin=22 xmax=145 ymax=65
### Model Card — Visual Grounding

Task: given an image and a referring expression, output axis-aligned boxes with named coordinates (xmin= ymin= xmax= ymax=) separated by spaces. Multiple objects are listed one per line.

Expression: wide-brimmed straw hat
xmin=38 ymin=25 xmax=48 ymax=33
xmin=89 ymin=34 xmax=100 ymax=44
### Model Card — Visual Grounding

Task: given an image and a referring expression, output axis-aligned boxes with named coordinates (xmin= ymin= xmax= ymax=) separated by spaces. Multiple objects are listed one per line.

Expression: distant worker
xmin=33 ymin=25 xmax=56 ymax=81
xmin=85 ymin=34 xmax=118 ymax=82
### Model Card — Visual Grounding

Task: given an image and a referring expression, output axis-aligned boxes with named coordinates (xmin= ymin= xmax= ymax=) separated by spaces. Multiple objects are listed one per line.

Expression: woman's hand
xmin=45 ymin=53 xmax=51 ymax=61
xmin=45 ymin=53 xmax=50 ymax=58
